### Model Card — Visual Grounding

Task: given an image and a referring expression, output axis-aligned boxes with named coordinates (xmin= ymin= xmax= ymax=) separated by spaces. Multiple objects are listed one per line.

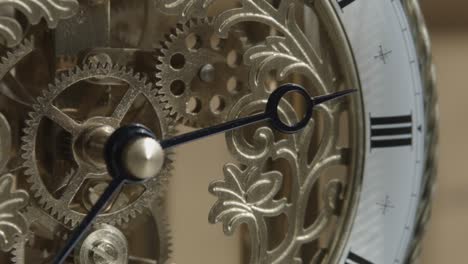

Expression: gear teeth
xmin=10 ymin=234 xmax=28 ymax=264
xmin=0 ymin=38 xmax=34 ymax=83
xmin=155 ymin=17 xmax=249 ymax=127
xmin=21 ymin=63 xmax=175 ymax=228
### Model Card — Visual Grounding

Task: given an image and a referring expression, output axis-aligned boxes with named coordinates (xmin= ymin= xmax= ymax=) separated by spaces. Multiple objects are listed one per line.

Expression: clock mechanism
xmin=0 ymin=0 xmax=437 ymax=264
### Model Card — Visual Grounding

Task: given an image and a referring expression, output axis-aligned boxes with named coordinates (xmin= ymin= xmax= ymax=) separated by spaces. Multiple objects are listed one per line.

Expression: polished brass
xmin=74 ymin=125 xmax=115 ymax=168
xmin=123 ymin=137 xmax=165 ymax=180
xmin=0 ymin=0 xmax=436 ymax=263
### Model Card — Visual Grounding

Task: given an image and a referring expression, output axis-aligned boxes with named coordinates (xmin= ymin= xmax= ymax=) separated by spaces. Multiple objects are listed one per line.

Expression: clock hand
xmin=51 ymin=179 xmax=124 ymax=264
xmin=52 ymin=84 xmax=356 ymax=264
xmin=159 ymin=84 xmax=357 ymax=149
xmin=52 ymin=126 xmax=158 ymax=264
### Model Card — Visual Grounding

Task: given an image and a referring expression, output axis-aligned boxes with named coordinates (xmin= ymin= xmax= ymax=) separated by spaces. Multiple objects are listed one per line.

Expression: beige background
xmin=420 ymin=1 xmax=467 ymax=263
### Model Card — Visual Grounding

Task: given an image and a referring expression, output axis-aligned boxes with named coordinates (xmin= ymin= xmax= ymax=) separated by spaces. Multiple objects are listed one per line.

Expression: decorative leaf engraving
xmin=162 ymin=0 xmax=356 ymax=262
xmin=216 ymin=0 xmax=328 ymax=95
xmin=0 ymin=174 xmax=29 ymax=252
xmin=209 ymin=164 xmax=287 ymax=235
xmin=214 ymin=98 xmax=343 ymax=263
xmin=159 ymin=0 xmax=214 ymax=19
xmin=204 ymin=0 xmax=352 ymax=263
xmin=0 ymin=0 xmax=79 ymax=47
xmin=244 ymin=35 xmax=327 ymax=97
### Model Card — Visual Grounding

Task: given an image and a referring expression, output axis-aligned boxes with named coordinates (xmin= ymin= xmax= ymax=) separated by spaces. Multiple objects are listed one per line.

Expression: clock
xmin=0 ymin=0 xmax=438 ymax=264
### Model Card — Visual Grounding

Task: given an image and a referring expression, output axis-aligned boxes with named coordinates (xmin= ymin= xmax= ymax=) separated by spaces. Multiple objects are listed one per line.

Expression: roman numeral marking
xmin=337 ymin=0 xmax=357 ymax=9
xmin=370 ymin=114 xmax=413 ymax=149
xmin=346 ymin=251 xmax=374 ymax=264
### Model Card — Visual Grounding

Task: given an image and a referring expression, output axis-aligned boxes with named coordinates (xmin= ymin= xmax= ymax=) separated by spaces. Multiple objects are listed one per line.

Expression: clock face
xmin=0 ymin=0 xmax=434 ymax=264
xmin=336 ymin=1 xmax=426 ymax=263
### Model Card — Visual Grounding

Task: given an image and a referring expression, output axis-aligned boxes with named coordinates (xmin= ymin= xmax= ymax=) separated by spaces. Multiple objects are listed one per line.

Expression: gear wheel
xmin=22 ymin=63 xmax=174 ymax=227
xmin=10 ymin=206 xmax=69 ymax=264
xmin=11 ymin=206 xmax=174 ymax=264
xmin=74 ymin=205 xmax=172 ymax=264
xmin=157 ymin=18 xmax=250 ymax=127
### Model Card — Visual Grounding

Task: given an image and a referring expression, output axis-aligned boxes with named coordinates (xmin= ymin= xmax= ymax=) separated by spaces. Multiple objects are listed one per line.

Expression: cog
xmin=143 ymin=203 xmax=173 ymax=264
xmin=74 ymin=205 xmax=172 ymax=264
xmin=22 ymin=63 xmax=175 ymax=227
xmin=10 ymin=206 xmax=69 ymax=264
xmin=156 ymin=18 xmax=250 ymax=127
xmin=0 ymin=39 xmax=34 ymax=80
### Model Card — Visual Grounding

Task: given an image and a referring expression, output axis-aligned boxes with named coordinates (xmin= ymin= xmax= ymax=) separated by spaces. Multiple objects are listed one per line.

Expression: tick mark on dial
xmin=376 ymin=195 xmax=395 ymax=215
xmin=374 ymin=45 xmax=392 ymax=64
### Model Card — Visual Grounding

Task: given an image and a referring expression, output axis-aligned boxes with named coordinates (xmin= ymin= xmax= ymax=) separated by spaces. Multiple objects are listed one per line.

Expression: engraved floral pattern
xmin=209 ymin=165 xmax=287 ymax=235
xmin=0 ymin=174 xmax=29 ymax=252
xmin=164 ymin=0 xmax=357 ymax=263
xmin=160 ymin=0 xmax=214 ymax=19
xmin=0 ymin=0 xmax=79 ymax=47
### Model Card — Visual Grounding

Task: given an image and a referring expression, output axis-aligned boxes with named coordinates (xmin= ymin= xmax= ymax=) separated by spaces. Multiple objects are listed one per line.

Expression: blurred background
xmin=420 ymin=1 xmax=468 ymax=263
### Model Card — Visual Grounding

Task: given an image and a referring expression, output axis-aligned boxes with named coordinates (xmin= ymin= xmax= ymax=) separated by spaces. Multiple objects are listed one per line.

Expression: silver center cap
xmin=122 ymin=137 xmax=165 ymax=180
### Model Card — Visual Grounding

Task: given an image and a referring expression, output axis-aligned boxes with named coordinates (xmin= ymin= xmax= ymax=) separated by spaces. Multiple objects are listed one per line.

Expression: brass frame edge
xmin=402 ymin=0 xmax=439 ymax=263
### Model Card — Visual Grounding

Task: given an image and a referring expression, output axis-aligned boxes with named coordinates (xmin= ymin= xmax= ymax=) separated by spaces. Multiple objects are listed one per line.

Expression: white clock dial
xmin=335 ymin=1 xmax=427 ymax=263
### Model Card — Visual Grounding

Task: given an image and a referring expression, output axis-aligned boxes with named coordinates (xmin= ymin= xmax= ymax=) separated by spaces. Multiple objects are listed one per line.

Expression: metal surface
xmin=75 ymin=224 xmax=128 ymax=264
xmin=123 ymin=137 xmax=165 ymax=180
xmin=156 ymin=18 xmax=249 ymax=127
xmin=159 ymin=0 xmax=365 ymax=262
xmin=0 ymin=0 xmax=79 ymax=47
xmin=0 ymin=2 xmax=175 ymax=262
xmin=0 ymin=0 xmax=436 ymax=263
xmin=75 ymin=125 xmax=115 ymax=169
xmin=0 ymin=174 xmax=29 ymax=252
xmin=22 ymin=63 xmax=174 ymax=227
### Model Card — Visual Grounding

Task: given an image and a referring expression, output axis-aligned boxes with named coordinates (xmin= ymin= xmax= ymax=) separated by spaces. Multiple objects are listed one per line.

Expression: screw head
xmin=199 ymin=64 xmax=216 ymax=83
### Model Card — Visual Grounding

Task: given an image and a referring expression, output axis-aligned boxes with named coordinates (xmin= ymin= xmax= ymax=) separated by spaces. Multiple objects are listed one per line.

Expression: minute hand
xmin=160 ymin=84 xmax=356 ymax=150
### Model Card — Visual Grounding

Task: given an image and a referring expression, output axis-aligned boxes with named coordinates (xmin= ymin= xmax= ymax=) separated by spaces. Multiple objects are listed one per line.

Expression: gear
xmin=156 ymin=18 xmax=250 ymax=127
xmin=11 ymin=205 xmax=174 ymax=264
xmin=0 ymin=39 xmax=34 ymax=80
xmin=74 ymin=205 xmax=172 ymax=264
xmin=22 ymin=63 xmax=175 ymax=227
xmin=10 ymin=206 xmax=69 ymax=264
xmin=142 ymin=203 xmax=173 ymax=264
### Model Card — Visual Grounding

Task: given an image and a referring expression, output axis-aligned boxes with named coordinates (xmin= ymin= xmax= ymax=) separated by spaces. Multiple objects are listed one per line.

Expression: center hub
xmin=122 ymin=137 xmax=165 ymax=181
xmin=103 ymin=124 xmax=165 ymax=182
xmin=74 ymin=122 xmax=164 ymax=182
xmin=74 ymin=124 xmax=115 ymax=169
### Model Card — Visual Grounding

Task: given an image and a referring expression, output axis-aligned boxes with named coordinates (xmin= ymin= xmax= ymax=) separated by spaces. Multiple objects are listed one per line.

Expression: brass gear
xmin=21 ymin=63 xmax=175 ymax=227
xmin=74 ymin=205 xmax=172 ymax=264
xmin=10 ymin=206 xmax=68 ymax=264
xmin=156 ymin=18 xmax=250 ymax=127
xmin=10 ymin=205 xmax=174 ymax=264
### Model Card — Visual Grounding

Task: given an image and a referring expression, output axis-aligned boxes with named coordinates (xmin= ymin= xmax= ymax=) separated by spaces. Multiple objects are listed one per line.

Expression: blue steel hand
xmin=52 ymin=84 xmax=356 ymax=264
